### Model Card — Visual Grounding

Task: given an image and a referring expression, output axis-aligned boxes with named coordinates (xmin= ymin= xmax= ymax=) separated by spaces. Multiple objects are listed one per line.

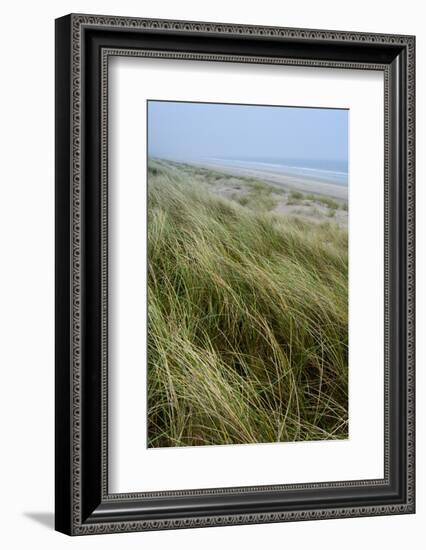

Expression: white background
xmin=0 ymin=0 xmax=423 ymax=548
xmin=110 ymin=58 xmax=384 ymax=493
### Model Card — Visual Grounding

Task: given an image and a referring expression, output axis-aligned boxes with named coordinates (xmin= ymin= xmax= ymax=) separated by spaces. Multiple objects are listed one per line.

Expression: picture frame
xmin=55 ymin=13 xmax=415 ymax=535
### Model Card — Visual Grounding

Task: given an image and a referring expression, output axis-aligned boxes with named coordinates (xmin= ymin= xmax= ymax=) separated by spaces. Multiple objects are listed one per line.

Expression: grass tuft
xmin=147 ymin=160 xmax=348 ymax=447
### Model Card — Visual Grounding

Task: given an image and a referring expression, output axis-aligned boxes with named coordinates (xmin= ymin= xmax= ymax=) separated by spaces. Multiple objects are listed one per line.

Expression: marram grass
xmin=147 ymin=160 xmax=348 ymax=447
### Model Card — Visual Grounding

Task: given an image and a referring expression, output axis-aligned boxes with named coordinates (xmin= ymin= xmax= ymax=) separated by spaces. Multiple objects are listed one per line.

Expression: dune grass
xmin=288 ymin=191 xmax=346 ymax=212
xmin=147 ymin=160 xmax=348 ymax=448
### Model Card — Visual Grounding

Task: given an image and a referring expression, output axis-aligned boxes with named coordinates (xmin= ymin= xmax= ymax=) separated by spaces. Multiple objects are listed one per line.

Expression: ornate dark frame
xmin=55 ymin=13 xmax=415 ymax=536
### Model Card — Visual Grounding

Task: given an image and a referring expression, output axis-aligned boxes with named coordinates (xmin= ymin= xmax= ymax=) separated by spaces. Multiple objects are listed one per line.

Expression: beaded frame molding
xmin=55 ymin=14 xmax=415 ymax=535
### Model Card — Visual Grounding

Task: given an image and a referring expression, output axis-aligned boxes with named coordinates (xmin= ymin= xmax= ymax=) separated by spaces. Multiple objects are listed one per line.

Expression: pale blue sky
xmin=148 ymin=100 xmax=348 ymax=166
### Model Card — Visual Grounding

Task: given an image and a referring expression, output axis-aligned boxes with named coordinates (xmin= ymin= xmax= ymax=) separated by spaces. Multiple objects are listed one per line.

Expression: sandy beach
xmin=160 ymin=159 xmax=348 ymax=228
xmin=190 ymin=159 xmax=348 ymax=201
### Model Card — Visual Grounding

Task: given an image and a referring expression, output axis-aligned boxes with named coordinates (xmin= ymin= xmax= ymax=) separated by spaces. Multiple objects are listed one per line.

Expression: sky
xmin=148 ymin=100 xmax=348 ymax=167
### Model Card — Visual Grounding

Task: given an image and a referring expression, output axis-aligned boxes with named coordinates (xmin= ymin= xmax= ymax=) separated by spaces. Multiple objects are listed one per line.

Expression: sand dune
xmin=190 ymin=159 xmax=348 ymax=201
xmin=158 ymin=159 xmax=348 ymax=229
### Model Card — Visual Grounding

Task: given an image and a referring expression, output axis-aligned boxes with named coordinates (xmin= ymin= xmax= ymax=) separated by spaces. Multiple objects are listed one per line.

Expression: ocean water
xmin=213 ymin=157 xmax=348 ymax=186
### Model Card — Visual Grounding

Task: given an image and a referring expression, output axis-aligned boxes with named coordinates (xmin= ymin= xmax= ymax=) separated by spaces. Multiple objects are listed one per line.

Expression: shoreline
xmin=187 ymin=159 xmax=348 ymax=201
xmin=152 ymin=158 xmax=348 ymax=229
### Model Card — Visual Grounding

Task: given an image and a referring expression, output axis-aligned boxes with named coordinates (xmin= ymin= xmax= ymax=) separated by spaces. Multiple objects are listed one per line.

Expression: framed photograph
xmin=55 ymin=14 xmax=415 ymax=535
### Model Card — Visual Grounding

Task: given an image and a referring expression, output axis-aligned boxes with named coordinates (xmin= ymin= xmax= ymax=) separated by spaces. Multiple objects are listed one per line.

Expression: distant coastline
xmin=150 ymin=158 xmax=348 ymax=228
xmin=184 ymin=157 xmax=348 ymax=201
xmin=213 ymin=158 xmax=347 ymax=185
